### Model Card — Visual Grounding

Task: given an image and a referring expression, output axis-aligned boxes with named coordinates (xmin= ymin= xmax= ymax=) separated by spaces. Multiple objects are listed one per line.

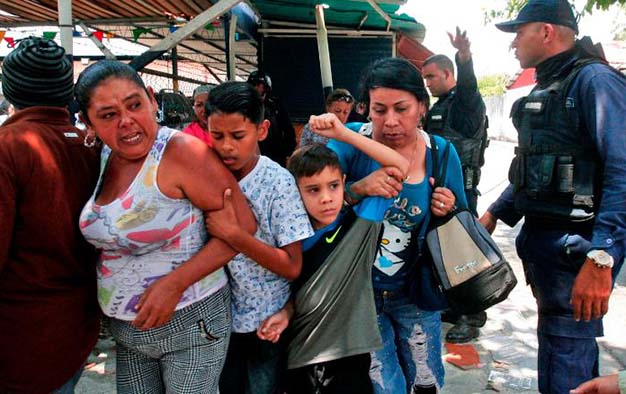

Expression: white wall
xmin=484 ymin=85 xmax=534 ymax=143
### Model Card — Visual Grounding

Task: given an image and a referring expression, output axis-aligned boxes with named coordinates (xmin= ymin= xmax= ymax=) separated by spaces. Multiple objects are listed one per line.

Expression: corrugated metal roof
xmin=0 ymin=1 xmax=422 ymax=31
xmin=0 ymin=0 xmax=259 ymax=82
xmin=0 ymin=0 xmax=217 ymax=24
xmin=0 ymin=0 xmax=425 ymax=81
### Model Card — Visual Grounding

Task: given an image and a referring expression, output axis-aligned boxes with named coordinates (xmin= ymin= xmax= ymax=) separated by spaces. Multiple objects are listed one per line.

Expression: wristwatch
xmin=587 ymin=249 xmax=614 ymax=269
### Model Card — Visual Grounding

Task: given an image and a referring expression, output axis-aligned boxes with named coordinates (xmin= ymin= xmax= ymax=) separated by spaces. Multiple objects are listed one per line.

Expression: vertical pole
xmin=172 ymin=46 xmax=179 ymax=91
xmin=315 ymin=5 xmax=333 ymax=99
xmin=58 ymin=0 xmax=73 ymax=57
xmin=226 ymin=13 xmax=238 ymax=80
xmin=257 ymin=35 xmax=264 ymax=75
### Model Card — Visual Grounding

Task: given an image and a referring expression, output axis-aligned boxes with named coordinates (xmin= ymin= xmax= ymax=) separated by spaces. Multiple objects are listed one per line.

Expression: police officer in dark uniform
xmin=480 ymin=1 xmax=626 ymax=392
xmin=247 ymin=70 xmax=296 ymax=167
xmin=423 ymin=28 xmax=489 ymax=344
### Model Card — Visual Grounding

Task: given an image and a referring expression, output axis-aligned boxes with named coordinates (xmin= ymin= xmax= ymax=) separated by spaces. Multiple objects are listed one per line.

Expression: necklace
xmin=404 ymin=130 xmax=421 ymax=182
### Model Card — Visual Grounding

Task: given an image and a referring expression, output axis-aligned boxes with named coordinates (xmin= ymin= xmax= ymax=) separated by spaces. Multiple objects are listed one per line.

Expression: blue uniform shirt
xmin=490 ymin=58 xmax=626 ymax=264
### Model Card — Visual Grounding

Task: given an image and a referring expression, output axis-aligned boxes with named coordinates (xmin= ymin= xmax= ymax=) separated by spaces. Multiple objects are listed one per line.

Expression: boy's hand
xmin=309 ymin=113 xmax=346 ymax=140
xmin=205 ymin=189 xmax=244 ymax=242
xmin=257 ymin=309 xmax=290 ymax=343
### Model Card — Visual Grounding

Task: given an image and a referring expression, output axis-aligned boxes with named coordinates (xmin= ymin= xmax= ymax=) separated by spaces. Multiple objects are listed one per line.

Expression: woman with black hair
xmin=329 ymin=57 xmax=468 ymax=393
xmin=74 ymin=60 xmax=256 ymax=394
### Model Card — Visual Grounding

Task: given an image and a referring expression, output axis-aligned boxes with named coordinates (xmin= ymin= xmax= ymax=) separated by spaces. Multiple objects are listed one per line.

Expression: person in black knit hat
xmin=1 ymin=37 xmax=75 ymax=108
xmin=0 ymin=37 xmax=101 ymax=393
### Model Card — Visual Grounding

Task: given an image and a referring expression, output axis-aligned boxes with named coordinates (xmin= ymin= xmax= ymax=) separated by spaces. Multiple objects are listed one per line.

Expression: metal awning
xmin=0 ymin=1 xmax=423 ymax=33
xmin=252 ymin=0 xmax=423 ymax=34
xmin=0 ymin=0 xmax=426 ymax=82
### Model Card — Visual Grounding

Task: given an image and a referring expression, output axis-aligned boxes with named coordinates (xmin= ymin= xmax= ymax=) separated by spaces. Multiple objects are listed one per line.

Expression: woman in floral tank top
xmin=75 ymin=60 xmax=255 ymax=394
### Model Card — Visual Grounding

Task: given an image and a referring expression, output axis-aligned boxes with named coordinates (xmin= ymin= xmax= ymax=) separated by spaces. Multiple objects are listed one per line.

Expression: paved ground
xmin=441 ymin=140 xmax=626 ymax=393
xmin=76 ymin=140 xmax=626 ymax=393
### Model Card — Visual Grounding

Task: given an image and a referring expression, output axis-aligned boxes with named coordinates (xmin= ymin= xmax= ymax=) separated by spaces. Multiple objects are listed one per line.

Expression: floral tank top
xmin=79 ymin=126 xmax=227 ymax=320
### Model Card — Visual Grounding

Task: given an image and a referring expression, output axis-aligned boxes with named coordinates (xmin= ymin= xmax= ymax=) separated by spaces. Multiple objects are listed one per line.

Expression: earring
xmin=83 ymin=132 xmax=97 ymax=148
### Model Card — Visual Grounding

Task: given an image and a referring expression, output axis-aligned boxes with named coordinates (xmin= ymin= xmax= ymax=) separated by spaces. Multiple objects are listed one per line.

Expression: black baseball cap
xmin=495 ymin=0 xmax=578 ymax=34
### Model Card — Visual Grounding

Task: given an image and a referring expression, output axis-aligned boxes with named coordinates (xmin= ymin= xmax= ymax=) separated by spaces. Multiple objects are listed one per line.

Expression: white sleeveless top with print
xmin=79 ymin=126 xmax=227 ymax=320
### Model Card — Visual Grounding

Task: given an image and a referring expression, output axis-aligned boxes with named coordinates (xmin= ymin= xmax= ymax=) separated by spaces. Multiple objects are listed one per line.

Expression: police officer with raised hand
xmin=479 ymin=1 xmax=626 ymax=392
xmin=423 ymin=27 xmax=489 ymax=344
xmin=423 ymin=26 xmax=488 ymax=214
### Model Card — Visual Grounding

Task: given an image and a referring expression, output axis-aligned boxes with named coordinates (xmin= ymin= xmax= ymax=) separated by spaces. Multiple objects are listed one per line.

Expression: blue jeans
xmin=370 ymin=289 xmax=443 ymax=394
xmin=516 ymin=225 xmax=601 ymax=394
xmin=52 ymin=364 xmax=84 ymax=394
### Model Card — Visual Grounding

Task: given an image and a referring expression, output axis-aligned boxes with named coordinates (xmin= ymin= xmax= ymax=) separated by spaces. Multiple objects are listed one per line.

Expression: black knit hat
xmin=2 ymin=37 xmax=74 ymax=108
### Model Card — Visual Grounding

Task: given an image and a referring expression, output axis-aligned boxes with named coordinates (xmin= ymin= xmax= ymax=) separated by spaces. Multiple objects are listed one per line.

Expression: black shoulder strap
xmin=429 ymin=134 xmax=450 ymax=188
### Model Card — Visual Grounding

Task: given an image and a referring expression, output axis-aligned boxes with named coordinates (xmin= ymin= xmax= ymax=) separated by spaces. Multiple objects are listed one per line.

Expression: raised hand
xmin=448 ymin=26 xmax=471 ymax=62
xmin=308 ymin=113 xmax=347 ymax=140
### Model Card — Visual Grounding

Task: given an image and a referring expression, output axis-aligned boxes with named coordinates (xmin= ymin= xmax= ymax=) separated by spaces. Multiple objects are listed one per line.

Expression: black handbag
xmin=425 ymin=135 xmax=517 ymax=314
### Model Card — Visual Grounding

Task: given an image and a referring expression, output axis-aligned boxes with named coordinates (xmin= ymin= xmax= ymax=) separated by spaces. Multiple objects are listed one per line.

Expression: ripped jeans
xmin=370 ymin=289 xmax=443 ymax=394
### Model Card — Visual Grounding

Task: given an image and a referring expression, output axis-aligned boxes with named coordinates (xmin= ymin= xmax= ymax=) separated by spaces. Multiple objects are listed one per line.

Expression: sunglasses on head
xmin=332 ymin=94 xmax=354 ymax=103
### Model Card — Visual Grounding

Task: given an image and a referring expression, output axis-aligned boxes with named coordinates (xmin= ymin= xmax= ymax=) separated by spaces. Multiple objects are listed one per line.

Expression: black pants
xmin=219 ymin=332 xmax=285 ymax=394
xmin=286 ymin=353 xmax=373 ymax=394
xmin=465 ymin=187 xmax=479 ymax=216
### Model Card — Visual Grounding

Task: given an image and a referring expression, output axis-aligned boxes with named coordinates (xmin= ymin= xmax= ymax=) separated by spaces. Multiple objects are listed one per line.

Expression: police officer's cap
xmin=495 ymin=0 xmax=578 ymax=34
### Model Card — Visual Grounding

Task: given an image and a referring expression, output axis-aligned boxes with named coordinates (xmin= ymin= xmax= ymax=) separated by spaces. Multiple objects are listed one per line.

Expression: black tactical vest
xmin=508 ymin=59 xmax=602 ymax=222
xmin=425 ymin=92 xmax=488 ymax=190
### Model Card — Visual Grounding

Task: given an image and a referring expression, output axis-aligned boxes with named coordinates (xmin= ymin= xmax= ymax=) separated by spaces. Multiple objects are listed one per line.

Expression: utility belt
xmin=524 ymin=215 xmax=594 ymax=234
xmin=509 ymin=151 xmax=597 ymax=222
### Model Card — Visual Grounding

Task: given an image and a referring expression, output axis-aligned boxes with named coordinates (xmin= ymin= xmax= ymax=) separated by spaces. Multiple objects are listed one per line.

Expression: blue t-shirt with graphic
xmin=375 ymin=180 xmax=429 ymax=289
xmin=328 ymin=123 xmax=467 ymax=291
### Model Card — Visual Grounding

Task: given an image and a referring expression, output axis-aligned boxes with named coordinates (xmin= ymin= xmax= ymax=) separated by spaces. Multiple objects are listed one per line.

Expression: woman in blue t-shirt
xmin=327 ymin=57 xmax=467 ymax=394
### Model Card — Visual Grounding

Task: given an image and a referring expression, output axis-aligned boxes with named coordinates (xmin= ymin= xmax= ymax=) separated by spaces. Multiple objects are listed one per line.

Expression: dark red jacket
xmin=0 ymin=107 xmax=101 ymax=393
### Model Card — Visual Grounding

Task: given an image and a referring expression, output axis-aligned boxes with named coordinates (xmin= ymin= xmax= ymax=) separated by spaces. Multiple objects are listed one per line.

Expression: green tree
xmin=485 ymin=1 xmax=626 ymax=40
xmin=478 ymin=74 xmax=509 ymax=97
xmin=485 ymin=0 xmax=626 ymax=22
